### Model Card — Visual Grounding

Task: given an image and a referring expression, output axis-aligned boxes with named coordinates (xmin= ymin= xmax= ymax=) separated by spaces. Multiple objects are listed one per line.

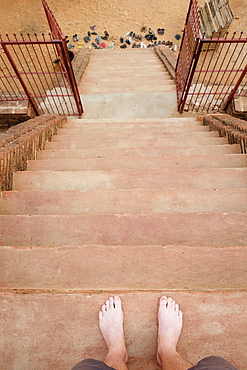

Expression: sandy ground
xmin=0 ymin=0 xmax=245 ymax=52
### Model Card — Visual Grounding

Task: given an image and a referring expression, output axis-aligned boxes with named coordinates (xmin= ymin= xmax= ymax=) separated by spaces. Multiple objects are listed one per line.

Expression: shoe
xmin=104 ymin=31 xmax=109 ymax=37
xmin=53 ymin=58 xmax=60 ymax=64
xmin=120 ymin=37 xmax=124 ymax=43
xmin=95 ymin=36 xmax=101 ymax=44
xmin=68 ymin=43 xmax=75 ymax=49
xmin=120 ymin=44 xmax=127 ymax=48
xmin=83 ymin=36 xmax=90 ymax=43
xmin=174 ymin=34 xmax=181 ymax=40
xmin=87 ymin=31 xmax=91 ymax=37
xmin=125 ymin=39 xmax=131 ymax=45
xmin=73 ymin=34 xmax=79 ymax=42
xmin=91 ymin=32 xmax=97 ymax=35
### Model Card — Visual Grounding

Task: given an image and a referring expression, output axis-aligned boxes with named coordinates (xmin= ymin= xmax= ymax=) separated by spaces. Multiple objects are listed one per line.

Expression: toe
xmin=114 ymin=296 xmax=122 ymax=309
xmin=109 ymin=297 xmax=114 ymax=309
xmin=102 ymin=304 xmax=107 ymax=314
xmin=167 ymin=297 xmax=173 ymax=308
xmin=105 ymin=299 xmax=110 ymax=310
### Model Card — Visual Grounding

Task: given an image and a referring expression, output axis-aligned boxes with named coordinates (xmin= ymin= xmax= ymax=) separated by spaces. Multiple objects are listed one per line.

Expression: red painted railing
xmin=176 ymin=0 xmax=247 ymax=113
xmin=0 ymin=0 xmax=83 ymax=116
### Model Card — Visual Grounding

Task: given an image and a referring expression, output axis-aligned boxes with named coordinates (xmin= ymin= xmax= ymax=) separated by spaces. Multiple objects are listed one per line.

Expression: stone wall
xmin=154 ymin=46 xmax=177 ymax=81
xmin=0 ymin=114 xmax=66 ymax=191
xmin=203 ymin=113 xmax=247 ymax=153
xmin=72 ymin=48 xmax=91 ymax=84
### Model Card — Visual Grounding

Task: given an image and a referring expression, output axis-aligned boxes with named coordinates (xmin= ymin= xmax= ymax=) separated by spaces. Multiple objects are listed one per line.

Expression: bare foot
xmin=157 ymin=296 xmax=183 ymax=367
xmin=99 ymin=296 xmax=128 ymax=369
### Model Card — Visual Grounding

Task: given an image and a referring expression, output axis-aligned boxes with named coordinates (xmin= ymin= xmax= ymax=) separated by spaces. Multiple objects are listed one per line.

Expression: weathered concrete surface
xmin=1 ymin=213 xmax=247 ymax=247
xmin=1 ymin=188 xmax=247 ymax=214
xmin=1 ymin=246 xmax=247 ymax=291
xmin=52 ymin=131 xmax=219 ymax=141
xmin=27 ymin=154 xmax=247 ymax=171
xmin=80 ymin=92 xmax=178 ymax=119
xmin=37 ymin=145 xmax=241 ymax=160
xmin=12 ymin=168 xmax=247 ymax=191
xmin=0 ymin=292 xmax=246 ymax=370
xmin=45 ymin=136 xmax=229 ymax=149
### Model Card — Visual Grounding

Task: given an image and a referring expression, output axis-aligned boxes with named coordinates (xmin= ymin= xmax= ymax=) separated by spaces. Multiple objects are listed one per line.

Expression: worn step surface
xmin=27 ymin=155 xmax=247 ymax=171
xmin=2 ymin=188 xmax=247 ymax=214
xmin=79 ymin=92 xmax=178 ymax=118
xmin=37 ymin=144 xmax=241 ymax=160
xmin=1 ymin=213 xmax=246 ymax=247
xmin=52 ymin=131 xmax=220 ymax=142
xmin=12 ymin=168 xmax=247 ymax=191
xmin=45 ymin=137 xmax=229 ymax=150
xmin=1 ymin=245 xmax=246 ymax=290
xmin=1 ymin=292 xmax=245 ymax=370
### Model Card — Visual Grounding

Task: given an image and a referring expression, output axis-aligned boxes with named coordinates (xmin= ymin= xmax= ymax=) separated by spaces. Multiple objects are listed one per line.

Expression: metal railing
xmin=0 ymin=0 xmax=83 ymax=116
xmin=176 ymin=0 xmax=247 ymax=113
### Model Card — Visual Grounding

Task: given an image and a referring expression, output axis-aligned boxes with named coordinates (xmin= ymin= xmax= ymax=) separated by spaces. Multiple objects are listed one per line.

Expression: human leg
xmin=99 ymin=296 xmax=128 ymax=370
xmin=157 ymin=296 xmax=192 ymax=370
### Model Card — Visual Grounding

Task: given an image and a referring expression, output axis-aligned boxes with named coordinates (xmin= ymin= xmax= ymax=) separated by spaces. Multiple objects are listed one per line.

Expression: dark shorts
xmin=71 ymin=356 xmax=238 ymax=370
xmin=71 ymin=359 xmax=116 ymax=370
xmin=188 ymin=356 xmax=238 ymax=370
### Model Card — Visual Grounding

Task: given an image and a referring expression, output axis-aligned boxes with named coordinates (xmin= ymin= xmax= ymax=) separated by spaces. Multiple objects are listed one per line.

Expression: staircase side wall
xmin=0 ymin=114 xmax=66 ymax=191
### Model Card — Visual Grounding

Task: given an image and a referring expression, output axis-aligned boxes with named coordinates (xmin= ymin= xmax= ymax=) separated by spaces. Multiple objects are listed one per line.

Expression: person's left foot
xmin=99 ymin=296 xmax=128 ymax=363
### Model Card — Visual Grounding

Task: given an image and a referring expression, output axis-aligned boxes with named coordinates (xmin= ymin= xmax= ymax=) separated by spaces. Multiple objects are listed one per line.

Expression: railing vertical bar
xmin=0 ymin=36 xmax=26 ymax=100
xmin=49 ymin=37 xmax=73 ymax=115
xmin=200 ymin=32 xmax=232 ymax=111
xmin=210 ymin=33 xmax=241 ymax=110
xmin=1 ymin=40 xmax=39 ymax=115
xmin=179 ymin=39 xmax=203 ymax=113
xmin=222 ymin=64 xmax=247 ymax=110
xmin=47 ymin=34 xmax=71 ymax=115
xmin=24 ymin=33 xmax=52 ymax=115
xmin=188 ymin=37 xmax=213 ymax=111
xmin=11 ymin=33 xmax=44 ymax=111
xmin=35 ymin=33 xmax=62 ymax=115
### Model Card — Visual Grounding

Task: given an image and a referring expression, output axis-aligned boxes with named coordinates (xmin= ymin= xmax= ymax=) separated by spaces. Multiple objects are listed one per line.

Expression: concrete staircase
xmin=1 ymin=49 xmax=247 ymax=370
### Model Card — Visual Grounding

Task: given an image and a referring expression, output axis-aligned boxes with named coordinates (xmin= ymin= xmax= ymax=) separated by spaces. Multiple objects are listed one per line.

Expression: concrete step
xmin=82 ymin=72 xmax=171 ymax=81
xmin=12 ymin=168 xmax=247 ymax=191
xmin=79 ymin=91 xmax=178 ymax=119
xmin=37 ymin=145 xmax=241 ymax=160
xmin=52 ymin=131 xmax=220 ymax=142
xmin=0 ymin=292 xmax=245 ymax=369
xmin=27 ymin=155 xmax=247 ymax=171
xmin=1 ymin=213 xmax=246 ymax=247
xmin=2 ymin=189 xmax=246 ymax=215
xmin=1 ymin=245 xmax=246 ymax=290
xmin=58 ymin=126 xmax=210 ymax=135
xmin=45 ymin=137 xmax=229 ymax=150
xmin=57 ymin=125 xmax=209 ymax=138
xmin=85 ymin=63 xmax=166 ymax=70
xmin=79 ymin=84 xmax=176 ymax=94
xmin=65 ymin=117 xmax=199 ymax=126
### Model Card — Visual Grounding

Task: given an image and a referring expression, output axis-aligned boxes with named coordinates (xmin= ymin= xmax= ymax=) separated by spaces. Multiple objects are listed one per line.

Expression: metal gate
xmin=176 ymin=0 xmax=247 ymax=113
xmin=0 ymin=0 xmax=83 ymax=116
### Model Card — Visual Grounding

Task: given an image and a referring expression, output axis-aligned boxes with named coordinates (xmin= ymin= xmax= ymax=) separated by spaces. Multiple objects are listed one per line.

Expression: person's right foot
xmin=99 ymin=296 xmax=128 ymax=363
xmin=157 ymin=296 xmax=183 ymax=366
